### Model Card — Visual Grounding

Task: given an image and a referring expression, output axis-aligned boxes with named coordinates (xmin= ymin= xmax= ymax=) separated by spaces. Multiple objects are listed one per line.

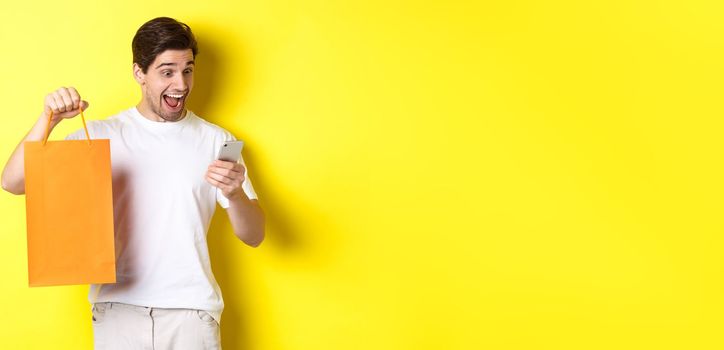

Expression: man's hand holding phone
xmin=206 ymin=141 xmax=246 ymax=200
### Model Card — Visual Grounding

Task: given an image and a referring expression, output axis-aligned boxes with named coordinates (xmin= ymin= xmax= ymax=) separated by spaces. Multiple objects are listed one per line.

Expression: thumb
xmin=79 ymin=100 xmax=90 ymax=111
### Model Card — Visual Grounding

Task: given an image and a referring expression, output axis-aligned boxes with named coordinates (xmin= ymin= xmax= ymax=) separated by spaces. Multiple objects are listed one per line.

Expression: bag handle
xmin=42 ymin=106 xmax=91 ymax=146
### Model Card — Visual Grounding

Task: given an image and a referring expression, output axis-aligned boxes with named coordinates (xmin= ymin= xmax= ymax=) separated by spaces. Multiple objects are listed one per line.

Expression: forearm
xmin=226 ymin=192 xmax=265 ymax=247
xmin=1 ymin=113 xmax=59 ymax=195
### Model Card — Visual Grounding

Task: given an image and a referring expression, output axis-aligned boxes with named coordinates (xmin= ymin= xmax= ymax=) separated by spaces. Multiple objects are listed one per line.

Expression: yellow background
xmin=1 ymin=0 xmax=723 ymax=349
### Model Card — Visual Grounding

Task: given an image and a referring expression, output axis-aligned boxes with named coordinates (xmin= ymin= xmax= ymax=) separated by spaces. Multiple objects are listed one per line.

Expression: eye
xmin=183 ymin=68 xmax=193 ymax=74
xmin=162 ymin=70 xmax=172 ymax=77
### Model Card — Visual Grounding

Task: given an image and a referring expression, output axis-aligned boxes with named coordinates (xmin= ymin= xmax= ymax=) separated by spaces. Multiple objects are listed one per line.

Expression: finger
xmin=213 ymin=160 xmax=237 ymax=169
xmin=55 ymin=88 xmax=70 ymax=112
xmin=206 ymin=174 xmax=232 ymax=192
xmin=218 ymin=161 xmax=246 ymax=177
xmin=79 ymin=100 xmax=90 ymax=111
xmin=208 ymin=170 xmax=242 ymax=186
xmin=207 ymin=171 xmax=233 ymax=185
xmin=218 ymin=168 xmax=245 ymax=182
xmin=67 ymin=87 xmax=81 ymax=110
xmin=51 ymin=93 xmax=66 ymax=113
xmin=208 ymin=166 xmax=242 ymax=179
xmin=205 ymin=174 xmax=224 ymax=188
xmin=58 ymin=87 xmax=74 ymax=111
xmin=45 ymin=94 xmax=58 ymax=114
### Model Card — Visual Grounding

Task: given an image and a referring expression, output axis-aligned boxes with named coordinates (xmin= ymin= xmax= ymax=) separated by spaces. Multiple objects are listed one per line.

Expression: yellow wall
xmin=1 ymin=0 xmax=724 ymax=349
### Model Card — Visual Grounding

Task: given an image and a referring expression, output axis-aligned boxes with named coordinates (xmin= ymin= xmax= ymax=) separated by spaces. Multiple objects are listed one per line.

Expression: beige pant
xmin=91 ymin=302 xmax=221 ymax=350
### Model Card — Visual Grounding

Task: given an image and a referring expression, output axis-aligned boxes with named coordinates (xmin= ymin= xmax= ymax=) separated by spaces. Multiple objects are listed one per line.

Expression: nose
xmin=172 ymin=73 xmax=189 ymax=92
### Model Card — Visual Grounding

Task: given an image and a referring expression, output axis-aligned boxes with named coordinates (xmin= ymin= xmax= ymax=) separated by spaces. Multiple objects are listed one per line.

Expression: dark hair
xmin=132 ymin=17 xmax=198 ymax=73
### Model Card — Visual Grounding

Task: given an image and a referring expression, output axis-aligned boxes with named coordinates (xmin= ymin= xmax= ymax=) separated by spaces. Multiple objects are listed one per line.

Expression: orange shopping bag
xmin=23 ymin=109 xmax=116 ymax=287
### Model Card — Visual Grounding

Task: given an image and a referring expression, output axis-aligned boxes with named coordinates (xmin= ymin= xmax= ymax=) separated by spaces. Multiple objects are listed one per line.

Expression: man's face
xmin=134 ymin=49 xmax=195 ymax=122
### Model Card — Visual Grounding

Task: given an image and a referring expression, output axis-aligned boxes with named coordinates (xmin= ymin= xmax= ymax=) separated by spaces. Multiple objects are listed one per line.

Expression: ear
xmin=133 ymin=63 xmax=146 ymax=85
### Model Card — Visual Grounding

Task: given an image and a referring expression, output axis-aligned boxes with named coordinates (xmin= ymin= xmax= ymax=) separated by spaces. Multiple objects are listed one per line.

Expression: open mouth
xmin=162 ymin=92 xmax=186 ymax=111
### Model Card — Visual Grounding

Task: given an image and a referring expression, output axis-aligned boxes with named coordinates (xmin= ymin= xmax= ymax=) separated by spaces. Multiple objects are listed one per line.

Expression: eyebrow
xmin=154 ymin=60 xmax=195 ymax=69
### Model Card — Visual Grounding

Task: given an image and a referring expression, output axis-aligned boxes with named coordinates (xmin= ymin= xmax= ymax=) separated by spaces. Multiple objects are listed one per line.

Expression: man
xmin=1 ymin=17 xmax=265 ymax=349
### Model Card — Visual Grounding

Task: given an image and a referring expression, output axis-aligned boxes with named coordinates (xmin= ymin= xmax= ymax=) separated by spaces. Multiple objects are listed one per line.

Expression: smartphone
xmin=217 ymin=141 xmax=244 ymax=163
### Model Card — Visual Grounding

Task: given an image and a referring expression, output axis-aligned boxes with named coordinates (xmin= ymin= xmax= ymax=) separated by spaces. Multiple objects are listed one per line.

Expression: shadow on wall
xmin=189 ymin=22 xmax=310 ymax=252
xmin=189 ymin=23 xmax=310 ymax=349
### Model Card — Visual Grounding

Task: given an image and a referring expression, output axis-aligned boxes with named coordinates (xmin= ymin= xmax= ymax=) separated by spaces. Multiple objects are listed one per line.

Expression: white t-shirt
xmin=65 ymin=107 xmax=257 ymax=323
